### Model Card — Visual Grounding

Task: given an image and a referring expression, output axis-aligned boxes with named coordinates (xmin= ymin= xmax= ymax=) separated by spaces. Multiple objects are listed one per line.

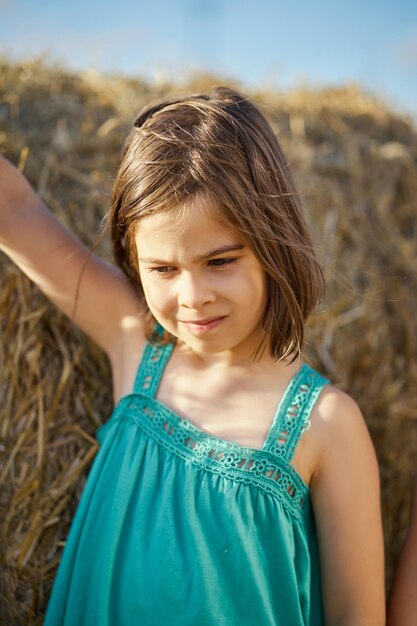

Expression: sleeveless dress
xmin=43 ymin=336 xmax=329 ymax=626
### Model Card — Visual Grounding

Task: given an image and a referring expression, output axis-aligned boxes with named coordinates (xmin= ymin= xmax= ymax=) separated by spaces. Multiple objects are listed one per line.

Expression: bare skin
xmin=387 ymin=478 xmax=417 ymax=626
xmin=0 ymin=155 xmax=385 ymax=625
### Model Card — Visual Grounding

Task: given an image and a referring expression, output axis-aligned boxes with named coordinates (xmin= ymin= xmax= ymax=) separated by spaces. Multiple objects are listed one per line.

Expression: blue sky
xmin=1 ymin=0 xmax=417 ymax=117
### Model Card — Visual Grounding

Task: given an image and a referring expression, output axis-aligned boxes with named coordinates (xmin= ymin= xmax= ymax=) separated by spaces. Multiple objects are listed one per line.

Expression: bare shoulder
xmin=307 ymin=384 xmax=379 ymax=486
xmin=311 ymin=384 xmax=367 ymax=438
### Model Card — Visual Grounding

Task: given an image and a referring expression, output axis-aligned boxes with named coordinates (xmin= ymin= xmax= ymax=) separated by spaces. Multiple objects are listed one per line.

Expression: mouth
xmin=182 ymin=316 xmax=225 ymax=324
xmin=180 ymin=316 xmax=227 ymax=333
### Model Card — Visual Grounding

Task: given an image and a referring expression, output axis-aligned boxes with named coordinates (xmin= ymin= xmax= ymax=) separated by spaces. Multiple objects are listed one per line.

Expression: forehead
xmin=135 ymin=197 xmax=243 ymax=257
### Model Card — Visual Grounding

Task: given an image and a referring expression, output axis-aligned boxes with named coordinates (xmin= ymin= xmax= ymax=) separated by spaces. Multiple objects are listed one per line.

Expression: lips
xmin=182 ymin=316 xmax=225 ymax=325
xmin=183 ymin=315 xmax=227 ymax=335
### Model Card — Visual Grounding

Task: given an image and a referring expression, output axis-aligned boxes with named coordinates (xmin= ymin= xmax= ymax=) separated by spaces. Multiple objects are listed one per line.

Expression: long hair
xmin=109 ymin=86 xmax=324 ymax=361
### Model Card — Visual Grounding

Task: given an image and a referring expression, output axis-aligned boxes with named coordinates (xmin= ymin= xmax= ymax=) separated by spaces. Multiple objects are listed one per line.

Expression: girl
xmin=0 ymin=87 xmax=385 ymax=625
xmin=388 ymin=476 xmax=417 ymax=625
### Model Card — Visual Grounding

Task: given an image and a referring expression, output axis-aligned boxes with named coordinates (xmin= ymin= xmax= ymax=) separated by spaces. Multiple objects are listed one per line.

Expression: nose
xmin=177 ymin=271 xmax=215 ymax=309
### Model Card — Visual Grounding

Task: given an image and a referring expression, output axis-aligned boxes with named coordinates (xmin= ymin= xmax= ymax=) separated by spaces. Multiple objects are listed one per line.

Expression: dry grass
xmin=0 ymin=57 xmax=416 ymax=624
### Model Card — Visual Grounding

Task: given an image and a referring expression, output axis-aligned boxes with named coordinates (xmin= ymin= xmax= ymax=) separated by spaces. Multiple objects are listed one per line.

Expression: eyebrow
xmin=139 ymin=244 xmax=246 ymax=264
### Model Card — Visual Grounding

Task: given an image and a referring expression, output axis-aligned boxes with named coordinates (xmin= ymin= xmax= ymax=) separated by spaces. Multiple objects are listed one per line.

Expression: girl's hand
xmin=309 ymin=388 xmax=385 ymax=626
xmin=0 ymin=155 xmax=145 ymax=360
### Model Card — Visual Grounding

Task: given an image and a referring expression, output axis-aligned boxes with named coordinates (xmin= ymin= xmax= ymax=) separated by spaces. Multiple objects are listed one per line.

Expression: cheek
xmin=246 ymin=273 xmax=268 ymax=321
xmin=238 ymin=268 xmax=267 ymax=302
xmin=141 ymin=277 xmax=175 ymax=314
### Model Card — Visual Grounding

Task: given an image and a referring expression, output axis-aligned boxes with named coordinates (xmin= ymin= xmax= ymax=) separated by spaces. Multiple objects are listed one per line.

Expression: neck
xmin=176 ymin=338 xmax=300 ymax=376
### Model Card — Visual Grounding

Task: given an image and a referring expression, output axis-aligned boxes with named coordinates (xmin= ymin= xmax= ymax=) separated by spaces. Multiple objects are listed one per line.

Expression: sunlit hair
xmin=110 ymin=86 xmax=324 ymax=361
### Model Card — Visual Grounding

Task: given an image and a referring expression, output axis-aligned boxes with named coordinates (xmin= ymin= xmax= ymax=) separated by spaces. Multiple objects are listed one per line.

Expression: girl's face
xmin=135 ymin=197 xmax=268 ymax=362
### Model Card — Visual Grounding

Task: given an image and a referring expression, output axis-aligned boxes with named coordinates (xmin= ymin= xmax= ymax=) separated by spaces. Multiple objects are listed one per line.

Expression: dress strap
xmin=133 ymin=325 xmax=175 ymax=398
xmin=262 ymin=364 xmax=329 ymax=462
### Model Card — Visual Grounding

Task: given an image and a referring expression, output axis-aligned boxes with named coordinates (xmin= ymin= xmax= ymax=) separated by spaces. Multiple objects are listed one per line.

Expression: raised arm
xmin=309 ymin=388 xmax=385 ymax=626
xmin=0 ymin=155 xmax=145 ymax=359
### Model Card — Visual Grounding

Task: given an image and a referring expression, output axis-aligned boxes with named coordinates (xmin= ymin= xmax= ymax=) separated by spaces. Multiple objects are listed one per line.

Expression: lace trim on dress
xmin=99 ymin=333 xmax=329 ymax=526
xmin=106 ymin=396 xmax=312 ymax=525
xmin=262 ymin=365 xmax=329 ymax=462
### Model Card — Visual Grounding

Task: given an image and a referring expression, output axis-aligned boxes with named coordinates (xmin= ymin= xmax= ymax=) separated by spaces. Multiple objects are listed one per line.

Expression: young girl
xmin=388 ymin=476 xmax=417 ymax=625
xmin=0 ymin=87 xmax=385 ymax=625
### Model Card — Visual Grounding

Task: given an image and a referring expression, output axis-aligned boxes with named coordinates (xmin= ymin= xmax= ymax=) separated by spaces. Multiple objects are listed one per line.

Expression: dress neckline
xmin=99 ymin=338 xmax=329 ymax=522
xmin=132 ymin=337 xmax=326 ymax=458
xmin=155 ymin=360 xmax=310 ymax=454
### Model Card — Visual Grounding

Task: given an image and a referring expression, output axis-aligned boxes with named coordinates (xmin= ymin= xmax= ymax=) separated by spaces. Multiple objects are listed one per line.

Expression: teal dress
xmin=44 ymin=336 xmax=329 ymax=626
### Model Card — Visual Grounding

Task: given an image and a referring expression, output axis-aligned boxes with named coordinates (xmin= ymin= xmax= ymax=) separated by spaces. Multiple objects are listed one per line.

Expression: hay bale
xmin=0 ymin=57 xmax=416 ymax=624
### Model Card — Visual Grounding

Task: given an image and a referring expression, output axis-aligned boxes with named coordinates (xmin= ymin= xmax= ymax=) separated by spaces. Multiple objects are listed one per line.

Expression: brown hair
xmin=110 ymin=86 xmax=324 ymax=361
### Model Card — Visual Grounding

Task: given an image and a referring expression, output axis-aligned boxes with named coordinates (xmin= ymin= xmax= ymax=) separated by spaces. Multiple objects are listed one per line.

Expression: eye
xmin=149 ymin=266 xmax=176 ymax=274
xmin=149 ymin=257 xmax=238 ymax=275
xmin=208 ymin=257 xmax=238 ymax=267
